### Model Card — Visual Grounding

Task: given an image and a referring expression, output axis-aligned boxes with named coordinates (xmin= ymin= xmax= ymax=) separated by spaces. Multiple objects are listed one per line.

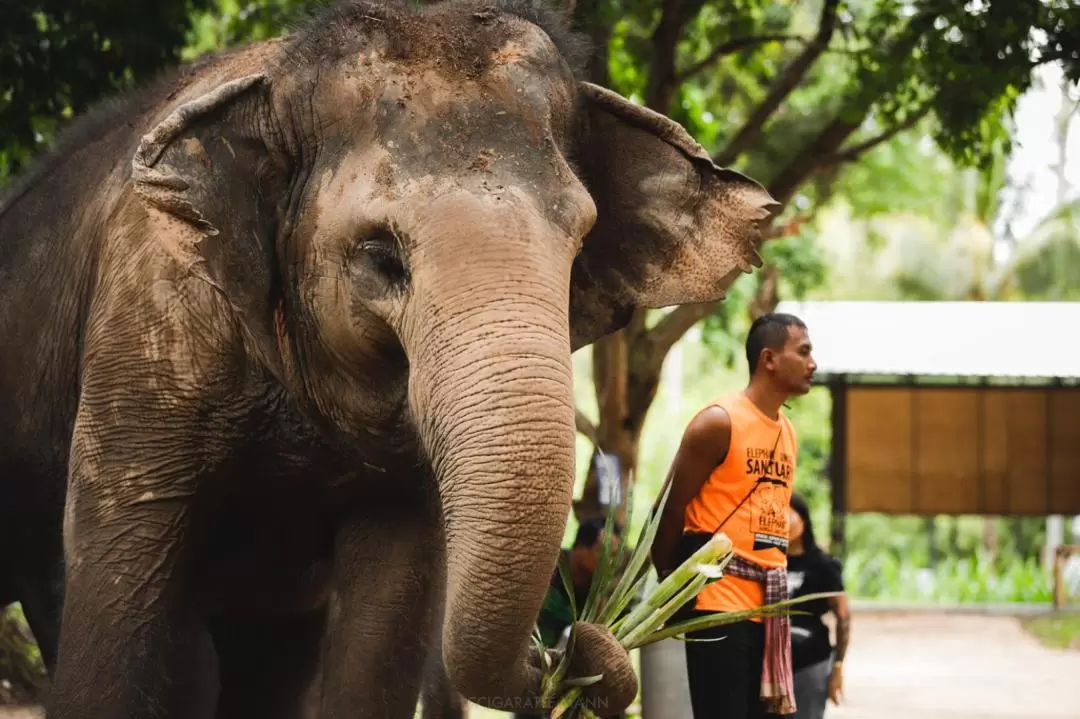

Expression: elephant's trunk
xmin=404 ymin=198 xmax=578 ymax=708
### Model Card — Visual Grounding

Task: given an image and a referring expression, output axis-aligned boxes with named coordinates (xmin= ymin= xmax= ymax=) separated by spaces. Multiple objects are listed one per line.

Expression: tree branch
xmin=713 ymin=0 xmax=841 ymax=168
xmin=816 ymin=105 xmax=932 ymax=167
xmin=766 ymin=111 xmax=867 ymax=206
xmin=575 ymin=408 xmax=598 ymax=444
xmin=675 ymin=34 xmax=810 ymax=84
xmin=749 ymin=264 xmax=781 ymax=319
xmin=644 ymin=301 xmax=723 ymax=370
xmin=645 ymin=0 xmax=707 ymax=111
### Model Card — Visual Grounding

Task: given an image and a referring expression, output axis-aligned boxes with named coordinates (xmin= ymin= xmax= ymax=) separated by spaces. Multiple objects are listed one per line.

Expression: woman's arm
xmin=831 ymin=593 xmax=850 ymax=664
xmin=828 ymin=592 xmax=850 ymax=704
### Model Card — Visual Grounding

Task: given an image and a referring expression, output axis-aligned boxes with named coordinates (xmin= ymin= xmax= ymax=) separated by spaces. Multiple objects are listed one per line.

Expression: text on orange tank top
xmin=683 ymin=391 xmax=798 ymax=613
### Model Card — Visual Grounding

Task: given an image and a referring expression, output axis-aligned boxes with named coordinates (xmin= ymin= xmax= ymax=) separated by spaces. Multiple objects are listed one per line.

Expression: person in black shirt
xmin=786 ymin=492 xmax=850 ymax=719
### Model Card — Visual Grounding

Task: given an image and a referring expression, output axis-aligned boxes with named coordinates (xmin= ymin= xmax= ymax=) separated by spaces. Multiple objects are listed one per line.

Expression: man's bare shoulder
xmin=681 ymin=404 xmax=732 ymax=455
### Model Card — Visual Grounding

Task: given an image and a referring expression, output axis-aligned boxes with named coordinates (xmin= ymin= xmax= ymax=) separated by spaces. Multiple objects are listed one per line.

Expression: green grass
xmin=1022 ymin=614 xmax=1080 ymax=651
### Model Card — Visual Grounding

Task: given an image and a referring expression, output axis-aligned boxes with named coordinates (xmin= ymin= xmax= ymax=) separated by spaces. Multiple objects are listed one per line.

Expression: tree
xmin=997 ymin=73 xmax=1080 ymax=301
xmin=568 ymin=0 xmax=1080 ymax=523
xmin=0 ymin=0 xmax=223 ymax=182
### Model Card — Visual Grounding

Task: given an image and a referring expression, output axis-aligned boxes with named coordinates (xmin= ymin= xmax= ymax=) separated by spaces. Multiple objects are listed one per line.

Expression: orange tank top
xmin=683 ymin=391 xmax=798 ymax=616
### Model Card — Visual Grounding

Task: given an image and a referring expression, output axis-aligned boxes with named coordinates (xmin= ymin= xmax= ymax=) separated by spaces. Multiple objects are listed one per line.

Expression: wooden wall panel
xmin=1049 ymin=391 xmax=1080 ymax=512
xmin=913 ymin=389 xmax=980 ymax=514
xmin=981 ymin=390 xmax=1009 ymax=515
xmin=846 ymin=388 xmax=912 ymax=513
xmin=842 ymin=386 xmax=1080 ymax=516
xmin=1000 ymin=391 xmax=1048 ymax=515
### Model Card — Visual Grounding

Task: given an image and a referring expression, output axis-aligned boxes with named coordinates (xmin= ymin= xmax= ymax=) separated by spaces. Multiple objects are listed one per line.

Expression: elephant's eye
xmin=353 ymin=225 xmax=410 ymax=289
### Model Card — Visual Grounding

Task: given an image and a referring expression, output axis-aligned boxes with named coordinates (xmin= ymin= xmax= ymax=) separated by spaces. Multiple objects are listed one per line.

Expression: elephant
xmin=0 ymin=0 xmax=778 ymax=717
xmin=420 ymin=643 xmax=469 ymax=719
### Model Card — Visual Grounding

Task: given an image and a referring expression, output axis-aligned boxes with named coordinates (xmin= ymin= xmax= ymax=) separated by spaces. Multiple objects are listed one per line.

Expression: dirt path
xmin=826 ymin=613 xmax=1080 ymax=719
xmin=3 ymin=613 xmax=1077 ymax=718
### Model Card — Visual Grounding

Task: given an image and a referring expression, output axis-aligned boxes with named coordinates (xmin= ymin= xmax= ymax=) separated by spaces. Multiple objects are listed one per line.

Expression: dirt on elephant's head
xmin=280 ymin=0 xmax=589 ymax=82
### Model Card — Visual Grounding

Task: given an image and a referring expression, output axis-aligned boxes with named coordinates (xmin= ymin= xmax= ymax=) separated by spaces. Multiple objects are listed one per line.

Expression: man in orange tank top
xmin=651 ymin=312 xmax=816 ymax=718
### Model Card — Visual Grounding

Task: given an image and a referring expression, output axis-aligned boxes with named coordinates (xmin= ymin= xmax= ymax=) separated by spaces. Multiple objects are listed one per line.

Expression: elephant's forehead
xmin=314 ymin=26 xmax=576 ymax=155
xmin=307 ymin=117 xmax=595 ymax=254
xmin=310 ymin=59 xmax=579 ymax=205
xmin=311 ymin=144 xmax=570 ymax=235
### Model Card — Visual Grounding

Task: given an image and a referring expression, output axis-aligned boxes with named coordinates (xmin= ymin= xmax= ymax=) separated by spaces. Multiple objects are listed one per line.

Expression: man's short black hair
xmin=573 ymin=516 xmax=623 ymax=548
xmin=745 ymin=312 xmax=807 ymax=375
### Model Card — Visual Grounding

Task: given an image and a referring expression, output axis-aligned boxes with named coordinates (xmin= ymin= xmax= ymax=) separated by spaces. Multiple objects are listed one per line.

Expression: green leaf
xmin=600 ymin=476 xmax=670 ymax=626
xmin=640 ymin=592 xmax=840 ymax=647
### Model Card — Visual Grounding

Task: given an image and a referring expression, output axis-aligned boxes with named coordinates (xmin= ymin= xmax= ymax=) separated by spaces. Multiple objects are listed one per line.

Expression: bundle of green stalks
xmin=535 ymin=475 xmax=838 ymax=719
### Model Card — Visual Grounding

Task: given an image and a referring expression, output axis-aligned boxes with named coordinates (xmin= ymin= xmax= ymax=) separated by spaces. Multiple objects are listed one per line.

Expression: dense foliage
xmin=0 ymin=0 xmax=218 ymax=180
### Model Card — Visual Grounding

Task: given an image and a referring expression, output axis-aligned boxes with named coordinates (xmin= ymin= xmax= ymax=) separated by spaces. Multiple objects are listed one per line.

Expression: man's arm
xmin=649 ymin=406 xmax=731 ymax=578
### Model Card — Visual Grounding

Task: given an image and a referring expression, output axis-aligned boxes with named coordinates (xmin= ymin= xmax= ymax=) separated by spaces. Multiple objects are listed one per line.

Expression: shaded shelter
xmin=775 ymin=300 xmax=1080 ymax=553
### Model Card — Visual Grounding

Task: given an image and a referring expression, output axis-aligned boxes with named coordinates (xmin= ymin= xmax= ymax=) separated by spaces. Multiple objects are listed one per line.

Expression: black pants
xmin=512 ymin=711 xmax=626 ymax=718
xmin=684 ymin=615 xmax=780 ymax=719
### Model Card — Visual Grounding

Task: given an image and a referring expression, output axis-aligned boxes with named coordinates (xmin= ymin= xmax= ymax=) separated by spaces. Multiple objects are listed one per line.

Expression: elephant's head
xmin=129 ymin=0 xmax=777 ymax=711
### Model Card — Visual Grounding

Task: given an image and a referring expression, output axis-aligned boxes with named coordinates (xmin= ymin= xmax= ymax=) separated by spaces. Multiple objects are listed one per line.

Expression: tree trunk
xmin=575 ymin=322 xmax=644 ymax=527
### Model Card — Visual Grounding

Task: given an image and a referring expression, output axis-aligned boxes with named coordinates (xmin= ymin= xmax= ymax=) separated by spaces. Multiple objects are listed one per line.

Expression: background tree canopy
xmin=0 ymin=0 xmax=213 ymax=177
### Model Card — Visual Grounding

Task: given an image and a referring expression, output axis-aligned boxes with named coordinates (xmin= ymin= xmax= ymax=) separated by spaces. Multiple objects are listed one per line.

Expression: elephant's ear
xmin=568 ymin=82 xmax=780 ymax=350
xmin=131 ymin=74 xmax=289 ymax=367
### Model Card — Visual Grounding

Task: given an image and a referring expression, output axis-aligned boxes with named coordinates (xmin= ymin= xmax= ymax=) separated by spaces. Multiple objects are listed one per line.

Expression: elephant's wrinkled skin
xmin=0 ymin=0 xmax=777 ymax=716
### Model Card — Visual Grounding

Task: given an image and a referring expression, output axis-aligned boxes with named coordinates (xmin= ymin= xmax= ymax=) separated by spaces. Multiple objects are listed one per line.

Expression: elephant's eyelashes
xmin=350 ymin=227 xmax=410 ymax=293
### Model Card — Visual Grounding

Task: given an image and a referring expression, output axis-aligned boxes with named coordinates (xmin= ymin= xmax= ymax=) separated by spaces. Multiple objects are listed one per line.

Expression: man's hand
xmin=828 ymin=662 xmax=843 ymax=705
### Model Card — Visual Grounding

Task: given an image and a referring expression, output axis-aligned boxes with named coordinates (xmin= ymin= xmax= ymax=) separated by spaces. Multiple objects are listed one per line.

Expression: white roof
xmin=773 ymin=300 xmax=1080 ymax=380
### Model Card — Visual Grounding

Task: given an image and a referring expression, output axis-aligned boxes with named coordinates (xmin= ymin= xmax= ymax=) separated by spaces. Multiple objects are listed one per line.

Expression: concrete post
xmin=639 ymin=637 xmax=693 ymax=719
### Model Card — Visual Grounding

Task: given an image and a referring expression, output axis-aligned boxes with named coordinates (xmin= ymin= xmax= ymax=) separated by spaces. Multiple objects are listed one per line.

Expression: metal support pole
xmin=829 ymin=381 xmax=848 ymax=557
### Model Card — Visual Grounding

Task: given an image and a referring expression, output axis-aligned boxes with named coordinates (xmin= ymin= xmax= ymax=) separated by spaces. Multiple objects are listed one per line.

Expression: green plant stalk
xmin=612 ymin=532 xmax=733 ymax=639
xmin=549 ymin=535 xmax=732 ymax=718
xmin=641 ymin=591 xmax=841 ymax=646
xmin=578 ymin=452 xmax=635 ymax=624
xmin=540 ymin=627 xmax=577 ymax=708
xmin=539 ymin=472 xmax=830 ymax=718
xmin=618 ymin=571 xmax=710 ymax=647
xmin=602 ymin=569 xmax=654 ymax=635
xmin=547 ymin=592 xmax=835 ymax=719
xmin=617 ymin=550 xmax=737 ymax=647
xmin=598 ymin=479 xmax=669 ymax=626
xmin=550 ymin=686 xmax=583 ymax=719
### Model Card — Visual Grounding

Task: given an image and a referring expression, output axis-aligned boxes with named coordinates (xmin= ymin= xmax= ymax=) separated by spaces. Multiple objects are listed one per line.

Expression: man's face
xmin=764 ymin=325 xmax=817 ymax=395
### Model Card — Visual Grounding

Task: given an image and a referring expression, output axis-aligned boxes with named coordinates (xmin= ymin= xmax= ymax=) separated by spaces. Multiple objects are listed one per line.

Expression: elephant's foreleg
xmin=318 ymin=492 xmax=444 ymax=719
xmin=420 ymin=649 xmax=468 ymax=719
xmin=209 ymin=609 xmax=326 ymax=719
xmin=46 ymin=476 xmax=218 ymax=719
xmin=46 ymin=392 xmax=225 ymax=718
